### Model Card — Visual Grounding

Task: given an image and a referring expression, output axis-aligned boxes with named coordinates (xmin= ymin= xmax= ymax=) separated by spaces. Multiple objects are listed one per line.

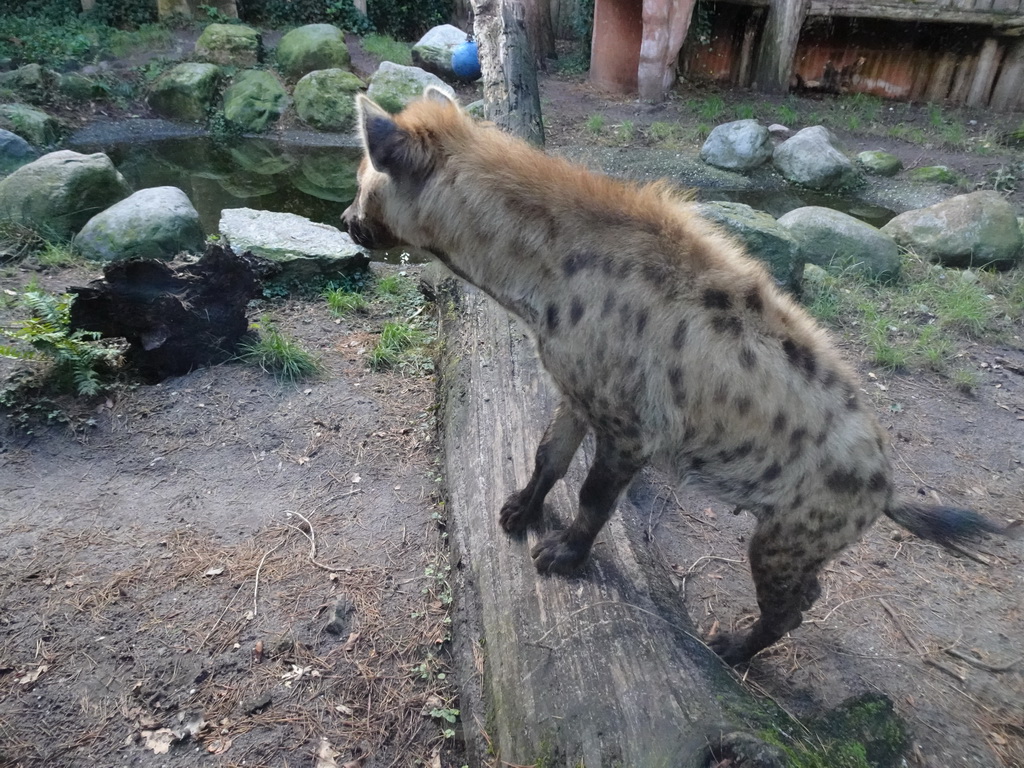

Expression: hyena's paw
xmin=530 ymin=531 xmax=589 ymax=575
xmin=707 ymin=632 xmax=753 ymax=667
xmin=499 ymin=489 xmax=542 ymax=534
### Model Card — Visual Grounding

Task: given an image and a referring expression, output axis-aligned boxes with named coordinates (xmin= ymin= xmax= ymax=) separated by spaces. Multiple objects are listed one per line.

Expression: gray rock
xmin=0 ymin=64 xmax=58 ymax=104
xmin=219 ymin=207 xmax=369 ymax=283
xmin=0 ymin=103 xmax=61 ymax=147
xmin=0 ymin=128 xmax=39 ymax=175
xmin=293 ymin=69 xmax=364 ymax=132
xmin=275 ymin=24 xmax=351 ymax=82
xmin=881 ymin=191 xmax=1022 ymax=269
xmin=195 ymin=23 xmax=261 ymax=67
xmin=857 ymin=150 xmax=902 ymax=177
xmin=324 ymin=597 xmax=355 ymax=636
xmin=411 ymin=24 xmax=470 ymax=80
xmin=74 ymin=186 xmax=204 ymax=262
xmin=694 ymin=201 xmax=803 ymax=289
xmin=772 ymin=126 xmax=861 ymax=191
xmin=366 ymin=62 xmax=454 ymax=113
xmin=222 ymin=70 xmax=289 ymax=133
xmin=58 ymin=72 xmax=108 ymax=102
xmin=148 ymin=63 xmax=221 ymax=122
xmin=700 ymin=120 xmax=772 ymax=172
xmin=778 ymin=206 xmax=901 ymax=282
xmin=0 ymin=150 xmax=131 ymax=239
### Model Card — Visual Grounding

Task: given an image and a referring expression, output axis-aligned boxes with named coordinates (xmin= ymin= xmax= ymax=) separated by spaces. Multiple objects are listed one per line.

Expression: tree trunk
xmin=524 ymin=0 xmax=557 ymax=62
xmin=990 ymin=37 xmax=1024 ymax=111
xmin=753 ymin=0 xmax=808 ymax=94
xmin=472 ymin=0 xmax=545 ymax=146
xmin=638 ymin=0 xmax=696 ymax=101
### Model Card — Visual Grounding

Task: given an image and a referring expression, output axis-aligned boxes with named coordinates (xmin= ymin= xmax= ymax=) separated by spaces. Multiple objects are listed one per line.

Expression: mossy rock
xmin=275 ymin=24 xmax=350 ymax=82
xmin=0 ymin=103 xmax=62 ymax=147
xmin=0 ymin=64 xmax=59 ymax=105
xmin=148 ymin=63 xmax=221 ymax=123
xmin=58 ymin=73 xmax=108 ymax=102
xmin=195 ymin=23 xmax=261 ymax=67
xmin=366 ymin=61 xmax=454 ymax=114
xmin=222 ymin=70 xmax=288 ymax=133
xmin=856 ymin=150 xmax=902 ymax=177
xmin=293 ymin=69 xmax=363 ymax=132
xmin=907 ymin=165 xmax=959 ymax=184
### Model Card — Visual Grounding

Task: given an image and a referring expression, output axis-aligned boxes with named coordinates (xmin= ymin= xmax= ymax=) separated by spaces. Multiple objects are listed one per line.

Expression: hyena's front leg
xmin=531 ymin=436 xmax=643 ymax=575
xmin=500 ymin=400 xmax=587 ymax=533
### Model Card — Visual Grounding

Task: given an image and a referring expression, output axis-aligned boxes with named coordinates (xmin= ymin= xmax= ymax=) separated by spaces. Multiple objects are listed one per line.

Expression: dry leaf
xmin=207 ymin=737 xmax=232 ymax=754
xmin=342 ymin=632 xmax=360 ymax=652
xmin=252 ymin=640 xmax=264 ymax=664
xmin=315 ymin=738 xmax=340 ymax=768
xmin=17 ymin=665 xmax=47 ymax=686
xmin=204 ymin=566 xmax=225 ymax=577
xmin=334 ymin=704 xmax=354 ymax=716
xmin=142 ymin=729 xmax=176 ymax=755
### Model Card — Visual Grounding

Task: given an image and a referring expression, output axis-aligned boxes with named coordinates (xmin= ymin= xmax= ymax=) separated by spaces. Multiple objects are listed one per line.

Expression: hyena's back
xmin=344 ymin=91 xmax=1010 ymax=664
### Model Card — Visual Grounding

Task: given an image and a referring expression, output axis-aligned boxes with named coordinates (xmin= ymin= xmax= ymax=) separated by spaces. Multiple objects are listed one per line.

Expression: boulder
xmin=0 ymin=64 xmax=58 ymax=104
xmin=219 ymin=207 xmax=369 ymax=284
xmin=0 ymin=103 xmax=61 ymax=147
xmin=293 ymin=69 xmax=364 ymax=132
xmin=275 ymin=24 xmax=350 ymax=82
xmin=74 ymin=186 xmax=204 ymax=262
xmin=0 ymin=128 xmax=39 ymax=175
xmin=856 ymin=150 xmax=902 ymax=177
xmin=772 ymin=126 xmax=860 ymax=191
xmin=411 ymin=24 xmax=470 ymax=80
xmin=694 ymin=201 xmax=802 ymax=289
xmin=58 ymin=72 xmax=108 ymax=102
xmin=148 ymin=63 xmax=221 ymax=122
xmin=881 ymin=191 xmax=1023 ymax=269
xmin=0 ymin=150 xmax=131 ymax=239
xmin=700 ymin=120 xmax=772 ymax=172
xmin=907 ymin=165 xmax=959 ymax=185
xmin=778 ymin=206 xmax=901 ymax=282
xmin=195 ymin=23 xmax=261 ymax=67
xmin=366 ymin=62 xmax=455 ymax=113
xmin=222 ymin=70 xmax=288 ymax=133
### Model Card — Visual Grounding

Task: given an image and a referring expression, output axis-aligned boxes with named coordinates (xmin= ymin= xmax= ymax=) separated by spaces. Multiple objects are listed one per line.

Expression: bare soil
xmin=2 ymin=35 xmax=1024 ymax=768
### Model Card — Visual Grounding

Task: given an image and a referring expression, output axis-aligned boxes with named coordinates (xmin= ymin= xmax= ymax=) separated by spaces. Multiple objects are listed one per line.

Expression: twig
xmin=252 ymin=542 xmax=284 ymax=617
xmin=944 ymin=647 xmax=1023 ymax=674
xmin=880 ymin=598 xmax=967 ymax=681
xmin=284 ymin=509 xmax=353 ymax=573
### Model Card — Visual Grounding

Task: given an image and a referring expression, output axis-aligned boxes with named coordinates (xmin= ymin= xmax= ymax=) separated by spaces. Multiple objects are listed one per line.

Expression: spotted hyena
xmin=342 ymin=88 xmax=1009 ymax=665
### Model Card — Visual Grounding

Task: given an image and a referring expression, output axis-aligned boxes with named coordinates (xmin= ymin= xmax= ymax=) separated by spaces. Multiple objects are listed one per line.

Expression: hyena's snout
xmin=341 ymin=205 xmax=398 ymax=250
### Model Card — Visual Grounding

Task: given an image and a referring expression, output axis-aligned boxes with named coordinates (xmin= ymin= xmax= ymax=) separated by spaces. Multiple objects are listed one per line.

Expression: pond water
xmin=69 ymin=128 xmax=895 ymax=250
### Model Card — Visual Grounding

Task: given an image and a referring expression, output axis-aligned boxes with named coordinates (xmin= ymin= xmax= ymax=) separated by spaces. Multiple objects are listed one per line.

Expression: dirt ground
xmin=2 ymin=32 xmax=1024 ymax=768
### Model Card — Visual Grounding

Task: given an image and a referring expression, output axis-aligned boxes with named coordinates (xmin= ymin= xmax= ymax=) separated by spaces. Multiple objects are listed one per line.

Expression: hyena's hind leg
xmin=710 ymin=518 xmax=842 ymax=665
xmin=530 ymin=434 xmax=644 ymax=575
xmin=500 ymin=400 xmax=587 ymax=533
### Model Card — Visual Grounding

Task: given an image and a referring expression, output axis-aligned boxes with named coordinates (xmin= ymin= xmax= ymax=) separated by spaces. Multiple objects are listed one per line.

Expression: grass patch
xmin=585 ymin=114 xmax=605 ymax=134
xmin=240 ymin=317 xmax=322 ymax=383
xmin=775 ymin=103 xmax=799 ymax=125
xmin=691 ymin=94 xmax=725 ymax=121
xmin=803 ymin=254 xmax=1021 ymax=378
xmin=614 ymin=120 xmax=635 ymax=143
xmin=323 ymin=287 xmax=368 ymax=316
xmin=368 ymin=320 xmax=428 ymax=372
xmin=361 ymin=33 xmax=412 ymax=66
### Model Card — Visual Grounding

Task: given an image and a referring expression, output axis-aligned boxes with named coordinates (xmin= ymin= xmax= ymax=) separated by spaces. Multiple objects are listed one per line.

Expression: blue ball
xmin=451 ymin=41 xmax=481 ymax=81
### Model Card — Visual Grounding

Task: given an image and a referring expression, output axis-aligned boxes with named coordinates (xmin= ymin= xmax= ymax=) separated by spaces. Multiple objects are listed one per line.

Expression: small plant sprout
xmin=323 ymin=287 xmax=368 ymax=316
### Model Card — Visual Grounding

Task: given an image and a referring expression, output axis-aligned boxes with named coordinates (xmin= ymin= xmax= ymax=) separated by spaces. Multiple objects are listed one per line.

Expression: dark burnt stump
xmin=69 ymin=244 xmax=273 ymax=382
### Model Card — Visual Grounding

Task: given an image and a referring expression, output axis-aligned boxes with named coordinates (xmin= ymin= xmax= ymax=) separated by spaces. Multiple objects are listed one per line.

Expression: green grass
xmin=775 ymin=103 xmax=798 ymax=125
xmin=585 ymin=114 xmax=605 ymax=134
xmin=692 ymin=95 xmax=725 ymax=121
xmin=803 ymin=253 xmax=1021 ymax=378
xmin=368 ymin=320 xmax=427 ymax=371
xmin=361 ymin=33 xmax=412 ymax=66
xmin=323 ymin=287 xmax=368 ymax=316
xmin=614 ymin=120 xmax=635 ymax=143
xmin=240 ymin=318 xmax=322 ymax=383
xmin=734 ymin=103 xmax=755 ymax=120
xmin=34 ymin=241 xmax=80 ymax=268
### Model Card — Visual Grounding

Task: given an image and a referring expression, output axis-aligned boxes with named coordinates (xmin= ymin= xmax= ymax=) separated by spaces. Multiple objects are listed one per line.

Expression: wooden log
xmin=925 ymin=51 xmax=959 ymax=102
xmin=737 ymin=8 xmax=765 ymax=87
xmin=753 ymin=0 xmax=808 ymax=93
xmin=438 ymin=286 xmax=790 ymax=767
xmin=949 ymin=53 xmax=977 ymax=103
xmin=990 ymin=36 xmax=1024 ymax=110
xmin=473 ymin=0 xmax=545 ymax=146
xmin=966 ymin=37 xmax=1003 ymax=106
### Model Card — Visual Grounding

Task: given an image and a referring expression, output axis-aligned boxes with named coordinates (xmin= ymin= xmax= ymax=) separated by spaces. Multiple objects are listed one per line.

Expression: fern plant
xmin=0 ymin=290 xmax=121 ymax=396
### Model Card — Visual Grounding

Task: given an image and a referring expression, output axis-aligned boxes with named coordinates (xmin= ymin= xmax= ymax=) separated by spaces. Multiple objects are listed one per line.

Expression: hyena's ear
xmin=356 ymin=94 xmax=431 ymax=180
xmin=423 ymin=85 xmax=459 ymax=109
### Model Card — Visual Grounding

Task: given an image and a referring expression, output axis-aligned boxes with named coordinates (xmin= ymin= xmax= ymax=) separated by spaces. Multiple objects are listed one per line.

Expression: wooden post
xmin=473 ymin=0 xmax=545 ymax=146
xmin=737 ymin=9 xmax=765 ymax=88
xmin=637 ymin=0 xmax=697 ymax=101
xmin=966 ymin=37 xmax=1003 ymax=106
xmin=752 ymin=0 xmax=808 ymax=94
xmin=990 ymin=37 xmax=1024 ymax=111
xmin=590 ymin=0 xmax=644 ymax=93
xmin=925 ymin=51 xmax=958 ymax=103
xmin=948 ymin=54 xmax=977 ymax=104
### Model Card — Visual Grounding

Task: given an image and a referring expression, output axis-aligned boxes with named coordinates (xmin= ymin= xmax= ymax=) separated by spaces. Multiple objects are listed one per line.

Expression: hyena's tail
xmin=885 ymin=501 xmax=1019 ymax=552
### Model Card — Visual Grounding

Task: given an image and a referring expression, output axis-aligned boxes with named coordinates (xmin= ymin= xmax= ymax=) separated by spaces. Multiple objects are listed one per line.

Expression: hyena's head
xmin=342 ymin=86 xmax=465 ymax=250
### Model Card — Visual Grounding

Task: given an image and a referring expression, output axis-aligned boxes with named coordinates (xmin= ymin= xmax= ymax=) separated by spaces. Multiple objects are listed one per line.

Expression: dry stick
xmin=284 ymin=509 xmax=353 ymax=573
xmin=252 ymin=542 xmax=284 ymax=617
xmin=944 ymin=647 xmax=1024 ymax=674
xmin=879 ymin=597 xmax=965 ymax=682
